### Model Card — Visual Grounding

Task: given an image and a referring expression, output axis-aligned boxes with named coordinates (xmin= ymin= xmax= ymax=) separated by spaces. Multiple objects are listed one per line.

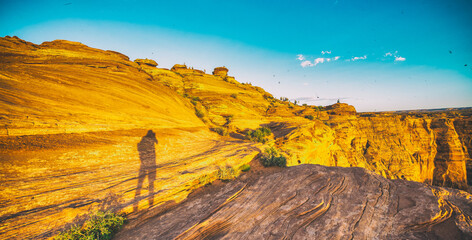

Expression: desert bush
xmin=239 ymin=164 xmax=251 ymax=172
xmin=261 ymin=147 xmax=287 ymax=167
xmin=224 ymin=114 xmax=234 ymax=125
xmin=198 ymin=174 xmax=213 ymax=186
xmin=230 ymin=93 xmax=237 ymax=98
xmin=212 ymin=127 xmax=228 ymax=136
xmin=55 ymin=211 xmax=125 ymax=240
xmin=304 ymin=115 xmax=314 ymax=120
xmin=218 ymin=167 xmax=236 ymax=181
xmin=195 ymin=108 xmax=204 ymax=118
xmin=246 ymin=127 xmax=272 ymax=143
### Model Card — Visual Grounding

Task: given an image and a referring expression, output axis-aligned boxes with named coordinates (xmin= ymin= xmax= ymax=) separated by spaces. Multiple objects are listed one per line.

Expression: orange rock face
xmin=431 ymin=118 xmax=468 ymax=190
xmin=0 ymin=36 xmax=470 ymax=239
xmin=212 ymin=66 xmax=228 ymax=77
xmin=0 ymin=37 xmax=260 ymax=239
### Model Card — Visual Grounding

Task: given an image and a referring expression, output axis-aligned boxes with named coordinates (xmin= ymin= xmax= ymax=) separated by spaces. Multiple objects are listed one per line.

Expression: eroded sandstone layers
xmin=0 ymin=36 xmax=471 ymax=239
xmin=115 ymin=164 xmax=472 ymax=240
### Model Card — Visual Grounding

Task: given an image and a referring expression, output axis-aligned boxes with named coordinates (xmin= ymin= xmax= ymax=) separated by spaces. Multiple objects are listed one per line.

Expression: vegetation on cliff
xmin=1 ymin=36 xmax=471 ymax=239
xmin=55 ymin=212 xmax=125 ymax=240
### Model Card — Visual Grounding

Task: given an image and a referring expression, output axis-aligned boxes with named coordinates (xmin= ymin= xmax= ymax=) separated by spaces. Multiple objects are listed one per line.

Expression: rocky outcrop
xmin=171 ymin=64 xmax=205 ymax=75
xmin=431 ymin=118 xmax=468 ymax=190
xmin=134 ymin=58 xmax=158 ymax=67
xmin=454 ymin=118 xmax=472 ymax=186
xmin=325 ymin=102 xmax=357 ymax=115
xmin=212 ymin=66 xmax=228 ymax=77
xmin=116 ymin=164 xmax=472 ymax=239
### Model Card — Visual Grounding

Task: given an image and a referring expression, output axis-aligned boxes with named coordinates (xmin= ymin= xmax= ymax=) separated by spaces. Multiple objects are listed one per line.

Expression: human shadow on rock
xmin=134 ymin=130 xmax=158 ymax=212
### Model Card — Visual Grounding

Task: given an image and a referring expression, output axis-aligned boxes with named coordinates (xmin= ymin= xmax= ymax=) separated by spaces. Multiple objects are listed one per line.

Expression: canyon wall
xmin=274 ymin=104 xmax=469 ymax=191
xmin=0 ymin=36 xmax=470 ymax=239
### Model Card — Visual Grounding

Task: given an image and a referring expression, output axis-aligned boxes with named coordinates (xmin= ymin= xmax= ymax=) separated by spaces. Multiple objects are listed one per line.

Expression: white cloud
xmin=303 ymin=82 xmax=309 ymax=86
xmin=321 ymin=51 xmax=332 ymax=55
xmin=395 ymin=56 xmax=406 ymax=61
xmin=351 ymin=55 xmax=367 ymax=61
xmin=385 ymin=51 xmax=405 ymax=62
xmin=300 ymin=60 xmax=313 ymax=67
xmin=314 ymin=57 xmax=326 ymax=65
xmin=297 ymin=55 xmax=340 ymax=67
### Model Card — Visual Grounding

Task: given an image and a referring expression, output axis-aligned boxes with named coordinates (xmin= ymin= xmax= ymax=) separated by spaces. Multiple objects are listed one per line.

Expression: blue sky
xmin=1 ymin=0 xmax=471 ymax=111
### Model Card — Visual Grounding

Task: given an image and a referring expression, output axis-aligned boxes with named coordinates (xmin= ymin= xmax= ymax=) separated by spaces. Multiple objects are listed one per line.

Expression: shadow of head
xmin=145 ymin=129 xmax=156 ymax=139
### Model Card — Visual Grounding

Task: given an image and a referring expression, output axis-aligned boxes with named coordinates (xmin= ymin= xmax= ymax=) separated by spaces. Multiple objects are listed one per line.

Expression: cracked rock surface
xmin=116 ymin=164 xmax=472 ymax=239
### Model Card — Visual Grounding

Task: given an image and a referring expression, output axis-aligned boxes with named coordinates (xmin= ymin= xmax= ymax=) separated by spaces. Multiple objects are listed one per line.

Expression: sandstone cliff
xmin=0 ymin=36 xmax=471 ymax=239
xmin=0 ymin=36 xmax=260 ymax=239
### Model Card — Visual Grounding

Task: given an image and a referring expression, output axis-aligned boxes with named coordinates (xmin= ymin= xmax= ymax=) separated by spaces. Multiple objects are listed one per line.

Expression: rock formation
xmin=116 ymin=164 xmax=472 ymax=239
xmin=431 ymin=118 xmax=468 ymax=190
xmin=0 ymin=36 xmax=471 ymax=239
xmin=212 ymin=66 xmax=228 ymax=77
xmin=134 ymin=58 xmax=158 ymax=67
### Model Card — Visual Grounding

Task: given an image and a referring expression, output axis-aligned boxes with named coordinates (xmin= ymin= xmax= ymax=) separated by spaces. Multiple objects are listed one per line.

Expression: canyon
xmin=0 ymin=36 xmax=471 ymax=239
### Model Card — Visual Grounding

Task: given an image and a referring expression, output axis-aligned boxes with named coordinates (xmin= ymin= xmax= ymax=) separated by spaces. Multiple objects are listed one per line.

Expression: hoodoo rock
xmin=212 ymin=66 xmax=228 ymax=77
xmin=134 ymin=58 xmax=158 ymax=67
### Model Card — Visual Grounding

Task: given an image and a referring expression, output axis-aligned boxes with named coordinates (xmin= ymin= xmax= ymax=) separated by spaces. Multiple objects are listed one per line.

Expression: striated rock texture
xmin=0 ymin=36 xmax=260 ymax=239
xmin=454 ymin=118 xmax=472 ymax=186
xmin=432 ymin=118 xmax=468 ymax=190
xmin=1 ymin=36 xmax=471 ymax=239
xmin=273 ymin=105 xmax=469 ymax=191
xmin=116 ymin=164 xmax=472 ymax=240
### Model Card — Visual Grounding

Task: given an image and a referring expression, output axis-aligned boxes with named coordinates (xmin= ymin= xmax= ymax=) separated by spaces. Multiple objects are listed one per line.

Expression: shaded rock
xmin=134 ymin=58 xmax=158 ymax=67
xmin=213 ymin=66 xmax=228 ymax=77
xmin=325 ymin=103 xmax=357 ymax=115
xmin=116 ymin=164 xmax=472 ymax=239
xmin=431 ymin=118 xmax=468 ymax=190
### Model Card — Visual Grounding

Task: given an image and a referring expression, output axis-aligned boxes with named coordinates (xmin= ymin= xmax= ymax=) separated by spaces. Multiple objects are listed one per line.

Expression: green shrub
xmin=261 ymin=147 xmax=287 ymax=167
xmin=212 ymin=127 xmax=228 ymax=136
xmin=246 ymin=127 xmax=272 ymax=143
xmin=218 ymin=167 xmax=236 ymax=181
xmin=55 ymin=211 xmax=126 ymax=240
xmin=198 ymin=174 xmax=213 ymax=186
xmin=195 ymin=108 xmax=204 ymax=118
xmin=224 ymin=114 xmax=234 ymax=125
xmin=304 ymin=115 xmax=314 ymax=120
xmin=240 ymin=164 xmax=251 ymax=172
xmin=230 ymin=93 xmax=237 ymax=98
